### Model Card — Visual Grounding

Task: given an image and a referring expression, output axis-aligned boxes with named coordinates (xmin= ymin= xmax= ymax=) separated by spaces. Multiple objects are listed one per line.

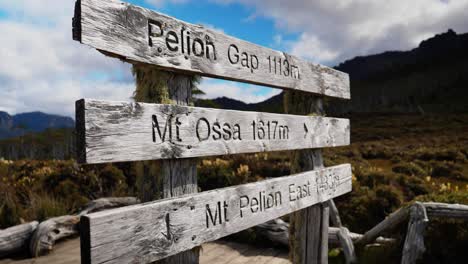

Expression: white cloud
xmin=145 ymin=0 xmax=190 ymax=8
xmin=208 ymin=0 xmax=468 ymax=65
xmin=2 ymin=0 xmax=468 ymax=117
xmin=197 ymin=22 xmax=225 ymax=34
xmin=289 ymin=33 xmax=340 ymax=63
xmin=0 ymin=0 xmax=134 ymax=117
xmin=199 ymin=79 xmax=281 ymax=104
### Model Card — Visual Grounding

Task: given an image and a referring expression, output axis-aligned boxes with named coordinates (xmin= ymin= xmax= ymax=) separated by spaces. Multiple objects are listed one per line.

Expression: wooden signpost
xmin=73 ymin=0 xmax=349 ymax=100
xmin=76 ymin=99 xmax=349 ymax=164
xmin=81 ymin=164 xmax=352 ymax=263
xmin=72 ymin=0 xmax=352 ymax=263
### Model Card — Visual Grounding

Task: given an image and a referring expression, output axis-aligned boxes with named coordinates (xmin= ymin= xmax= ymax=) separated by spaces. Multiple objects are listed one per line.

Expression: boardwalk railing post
xmin=133 ymin=65 xmax=200 ymax=264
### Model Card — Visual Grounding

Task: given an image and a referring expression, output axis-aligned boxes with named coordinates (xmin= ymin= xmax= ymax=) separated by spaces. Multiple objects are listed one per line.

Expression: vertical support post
xmin=285 ymin=92 xmax=329 ymax=264
xmin=328 ymin=200 xmax=356 ymax=263
xmin=401 ymin=202 xmax=428 ymax=264
xmin=132 ymin=65 xmax=199 ymax=264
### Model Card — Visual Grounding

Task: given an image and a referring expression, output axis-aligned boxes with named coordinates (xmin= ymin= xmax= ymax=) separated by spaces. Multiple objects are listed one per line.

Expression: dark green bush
xmin=414 ymin=148 xmax=466 ymax=162
xmin=430 ymin=161 xmax=466 ymax=180
xmin=0 ymin=192 xmax=21 ymax=228
xmin=29 ymin=193 xmax=68 ymax=222
xmin=357 ymin=171 xmax=391 ymax=188
xmin=398 ymin=175 xmax=430 ymax=199
xmin=337 ymin=184 xmax=404 ymax=233
xmin=198 ymin=159 xmax=236 ymax=190
xmin=392 ymin=162 xmax=426 ymax=176
xmin=361 ymin=144 xmax=393 ymax=159
xmin=98 ymin=164 xmax=128 ymax=196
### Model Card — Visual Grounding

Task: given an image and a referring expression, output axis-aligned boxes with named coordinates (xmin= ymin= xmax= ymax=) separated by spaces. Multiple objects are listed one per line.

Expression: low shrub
xmin=361 ymin=144 xmax=393 ymax=159
xmin=0 ymin=192 xmax=21 ymax=228
xmin=392 ymin=162 xmax=426 ymax=176
xmin=98 ymin=164 xmax=128 ymax=197
xmin=28 ymin=193 xmax=68 ymax=222
xmin=430 ymin=161 xmax=466 ymax=180
xmin=357 ymin=170 xmax=391 ymax=188
xmin=398 ymin=174 xmax=430 ymax=199
xmin=413 ymin=148 xmax=466 ymax=162
xmin=198 ymin=159 xmax=237 ymax=190
xmin=336 ymin=184 xmax=404 ymax=233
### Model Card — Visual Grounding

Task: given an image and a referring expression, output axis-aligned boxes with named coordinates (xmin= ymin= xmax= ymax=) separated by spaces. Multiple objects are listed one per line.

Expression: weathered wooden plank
xmin=79 ymin=197 xmax=140 ymax=215
xmin=76 ymin=99 xmax=350 ymax=164
xmin=80 ymin=164 xmax=352 ymax=264
xmin=73 ymin=0 xmax=350 ymax=99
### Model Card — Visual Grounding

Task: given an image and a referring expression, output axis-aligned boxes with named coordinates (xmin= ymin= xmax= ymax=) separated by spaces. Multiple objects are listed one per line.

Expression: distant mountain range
xmin=0 ymin=111 xmax=74 ymax=139
xmin=195 ymin=93 xmax=284 ymax=113
xmin=197 ymin=29 xmax=468 ymax=115
xmin=330 ymin=29 xmax=468 ymax=114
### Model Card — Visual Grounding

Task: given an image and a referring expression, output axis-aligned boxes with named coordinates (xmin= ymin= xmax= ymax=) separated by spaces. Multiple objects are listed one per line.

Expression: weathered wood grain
xmin=328 ymin=200 xmax=356 ymax=264
xmin=328 ymin=228 xmax=395 ymax=247
xmin=355 ymin=206 xmax=410 ymax=247
xmin=0 ymin=222 xmax=38 ymax=257
xmin=78 ymin=197 xmax=140 ymax=215
xmin=30 ymin=216 xmax=80 ymax=257
xmin=80 ymin=164 xmax=352 ymax=264
xmin=76 ymin=99 xmax=350 ymax=164
xmin=73 ymin=0 xmax=350 ymax=99
xmin=255 ymin=219 xmax=290 ymax=247
xmin=424 ymin=202 xmax=468 ymax=219
xmin=136 ymin=71 xmax=201 ymax=264
xmin=252 ymin=218 xmax=395 ymax=247
xmin=401 ymin=202 xmax=428 ymax=264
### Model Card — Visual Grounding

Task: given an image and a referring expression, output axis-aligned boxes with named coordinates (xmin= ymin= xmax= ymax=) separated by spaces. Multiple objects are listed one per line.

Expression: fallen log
xmin=255 ymin=219 xmax=395 ymax=248
xmin=329 ymin=228 xmax=395 ymax=246
xmin=356 ymin=206 xmax=410 ymax=246
xmin=0 ymin=221 xmax=38 ymax=257
xmin=29 ymin=215 xmax=80 ymax=257
xmin=79 ymin=197 xmax=140 ymax=215
xmin=255 ymin=218 xmax=289 ymax=246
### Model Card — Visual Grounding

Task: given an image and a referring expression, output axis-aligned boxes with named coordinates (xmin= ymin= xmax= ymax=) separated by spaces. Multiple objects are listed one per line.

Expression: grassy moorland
xmin=1 ymin=113 xmax=467 ymax=262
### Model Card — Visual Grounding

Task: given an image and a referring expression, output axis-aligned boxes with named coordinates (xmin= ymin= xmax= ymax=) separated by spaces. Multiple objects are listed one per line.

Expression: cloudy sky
xmin=1 ymin=0 xmax=467 ymax=117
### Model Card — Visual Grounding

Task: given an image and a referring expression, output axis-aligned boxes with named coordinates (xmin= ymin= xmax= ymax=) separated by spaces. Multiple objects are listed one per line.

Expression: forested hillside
xmin=0 ymin=112 xmax=74 ymax=139
xmin=197 ymin=30 xmax=468 ymax=115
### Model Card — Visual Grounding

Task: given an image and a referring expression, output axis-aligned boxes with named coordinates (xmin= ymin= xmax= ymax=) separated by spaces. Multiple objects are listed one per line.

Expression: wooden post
xmin=286 ymin=91 xmax=329 ymax=264
xmin=401 ymin=202 xmax=428 ymax=264
xmin=328 ymin=200 xmax=356 ymax=263
xmin=132 ymin=65 xmax=200 ymax=264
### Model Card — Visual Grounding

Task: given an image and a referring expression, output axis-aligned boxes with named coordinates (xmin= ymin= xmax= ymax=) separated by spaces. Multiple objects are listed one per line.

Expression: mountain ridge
xmin=0 ymin=111 xmax=74 ymax=139
xmin=197 ymin=29 xmax=468 ymax=115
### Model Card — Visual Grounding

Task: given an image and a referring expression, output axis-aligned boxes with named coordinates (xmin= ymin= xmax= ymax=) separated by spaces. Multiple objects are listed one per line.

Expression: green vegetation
xmin=0 ymin=113 xmax=466 ymax=262
xmin=0 ymin=160 xmax=136 ymax=228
